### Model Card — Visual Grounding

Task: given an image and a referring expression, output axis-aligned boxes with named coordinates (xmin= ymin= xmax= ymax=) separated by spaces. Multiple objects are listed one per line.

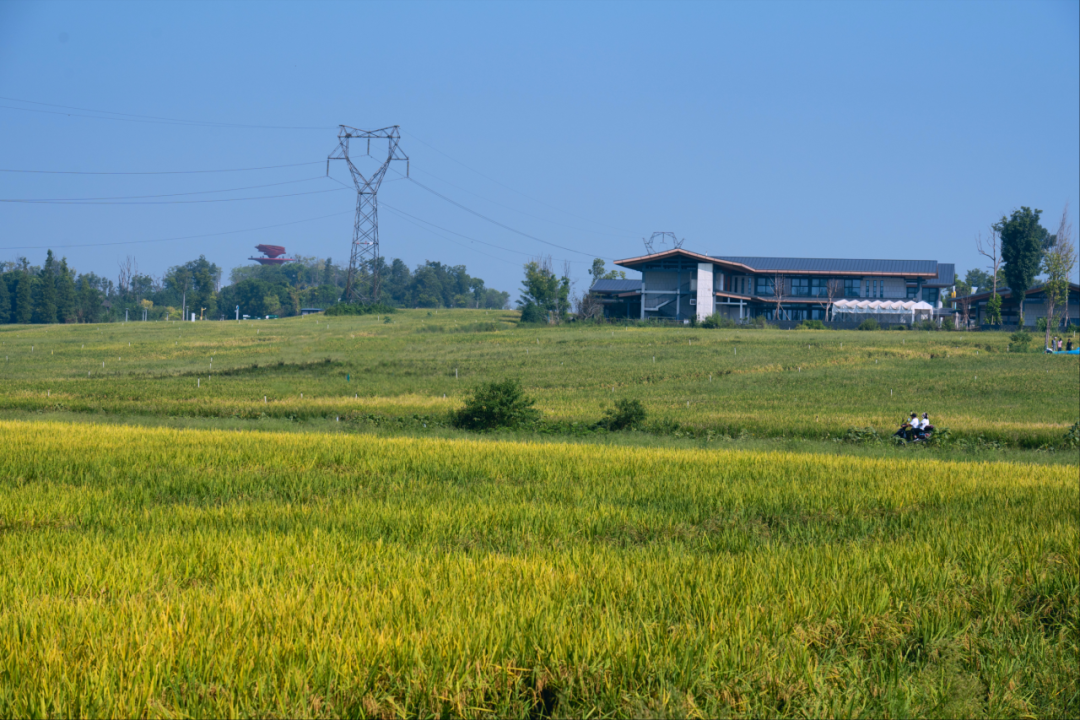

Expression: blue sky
xmin=1 ymin=0 xmax=1077 ymax=297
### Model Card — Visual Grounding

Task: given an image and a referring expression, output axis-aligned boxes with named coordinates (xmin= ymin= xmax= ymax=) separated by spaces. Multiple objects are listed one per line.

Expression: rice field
xmin=1 ymin=420 xmax=1077 ymax=718
xmin=1 ymin=312 xmax=1077 ymax=717
xmin=0 ymin=310 xmax=1077 ymax=447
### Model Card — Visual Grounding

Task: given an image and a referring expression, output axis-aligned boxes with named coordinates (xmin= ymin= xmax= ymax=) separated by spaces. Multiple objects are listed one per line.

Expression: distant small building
xmin=590 ymin=248 xmax=955 ymax=323
xmin=300 ymin=307 xmax=325 ymax=316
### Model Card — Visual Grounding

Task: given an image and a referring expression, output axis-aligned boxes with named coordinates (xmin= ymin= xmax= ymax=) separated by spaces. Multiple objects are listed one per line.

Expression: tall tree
xmin=0 ymin=273 xmax=10 ymax=323
xmin=1042 ymin=205 xmax=1076 ymax=347
xmin=519 ymin=256 xmax=570 ymax=324
xmin=997 ymin=207 xmax=1047 ymax=325
xmin=15 ymin=272 xmax=33 ymax=324
xmin=56 ymin=258 xmax=77 ymax=322
xmin=33 ymin=250 xmax=58 ymax=324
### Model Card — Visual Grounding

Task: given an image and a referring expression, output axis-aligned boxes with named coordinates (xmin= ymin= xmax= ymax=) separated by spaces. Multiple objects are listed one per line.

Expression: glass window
xmin=755 ymin=277 xmax=775 ymax=296
xmin=907 ymin=286 xmax=918 ymax=299
xmin=790 ymin=278 xmax=810 ymax=296
xmin=810 ymin=278 xmax=830 ymax=297
xmin=844 ymin=279 xmax=861 ymax=297
xmin=922 ymin=288 xmax=939 ymax=304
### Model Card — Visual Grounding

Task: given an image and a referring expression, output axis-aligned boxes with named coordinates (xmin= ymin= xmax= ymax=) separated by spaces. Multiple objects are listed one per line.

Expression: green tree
xmin=33 ymin=250 xmax=58 ymax=324
xmin=15 ymin=272 xmax=33 ymax=324
xmin=56 ymin=258 xmax=77 ymax=322
xmin=1041 ymin=206 xmax=1076 ymax=347
xmin=997 ymin=207 xmax=1047 ymax=325
xmin=0 ymin=273 xmax=10 ymax=323
xmin=519 ymin=256 xmax=571 ymax=324
xmin=588 ymin=258 xmax=625 ymax=282
xmin=76 ymin=273 xmax=107 ymax=323
xmin=986 ymin=293 xmax=1003 ymax=325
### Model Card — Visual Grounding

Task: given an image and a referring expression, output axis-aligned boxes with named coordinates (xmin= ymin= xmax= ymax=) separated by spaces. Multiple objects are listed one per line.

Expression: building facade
xmin=589 ymin=249 xmax=955 ymax=323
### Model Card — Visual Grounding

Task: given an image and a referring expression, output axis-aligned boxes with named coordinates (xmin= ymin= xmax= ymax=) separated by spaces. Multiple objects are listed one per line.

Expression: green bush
xmin=1008 ymin=329 xmax=1033 ymax=353
xmin=1036 ymin=317 xmax=1048 ymax=333
xmin=749 ymin=315 xmax=770 ymax=329
xmin=324 ymin=302 xmax=396 ymax=317
xmin=915 ymin=319 xmax=937 ymax=331
xmin=857 ymin=318 xmax=880 ymax=331
xmin=599 ymin=398 xmax=647 ymax=431
xmin=940 ymin=317 xmax=956 ymax=331
xmin=1063 ymin=422 xmax=1080 ymax=449
xmin=796 ymin=319 xmax=826 ymax=330
xmin=889 ymin=324 xmax=909 ymax=331
xmin=450 ymin=379 xmax=540 ymax=431
xmin=701 ymin=313 xmax=736 ymax=329
xmin=518 ymin=303 xmax=546 ymax=324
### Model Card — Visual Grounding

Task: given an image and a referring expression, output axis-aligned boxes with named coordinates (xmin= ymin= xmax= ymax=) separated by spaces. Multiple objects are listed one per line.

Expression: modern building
xmin=590 ymin=248 xmax=955 ymax=323
xmin=963 ymin=283 xmax=1080 ymax=328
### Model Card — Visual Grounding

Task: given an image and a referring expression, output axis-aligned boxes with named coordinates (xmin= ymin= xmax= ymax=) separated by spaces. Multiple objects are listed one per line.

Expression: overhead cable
xmin=0 ymin=176 xmax=327 ymax=202
xmin=381 ymin=201 xmax=586 ymax=266
xmin=0 ymin=209 xmax=353 ymax=251
xmin=403 ymin=129 xmax=637 ymax=233
xmin=0 ymin=161 xmax=323 ymax=175
xmin=404 ymin=177 xmax=606 ymax=260
xmin=1 ymin=186 xmax=347 ymax=205
xmin=394 ymin=166 xmax=632 ymax=240
xmin=0 ymin=96 xmax=332 ymax=130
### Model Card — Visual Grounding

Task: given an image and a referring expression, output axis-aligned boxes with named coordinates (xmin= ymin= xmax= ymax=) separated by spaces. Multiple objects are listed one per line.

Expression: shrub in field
xmin=749 ymin=315 xmax=770 ymax=329
xmin=701 ymin=313 xmax=736 ymax=329
xmin=1064 ymin=422 xmax=1080 ymax=449
xmin=889 ymin=324 xmax=909 ymax=331
xmin=1036 ymin=317 xmax=1048 ymax=333
xmin=840 ymin=426 xmax=882 ymax=444
xmin=518 ymin=303 xmax=546 ymax=324
xmin=796 ymin=319 xmax=826 ymax=330
xmin=1009 ymin=329 xmax=1034 ymax=353
xmin=857 ymin=318 xmax=880 ymax=331
xmin=599 ymin=398 xmax=647 ymax=431
xmin=941 ymin=317 xmax=956 ymax=331
xmin=915 ymin=319 xmax=938 ymax=331
xmin=450 ymin=378 xmax=540 ymax=431
xmin=325 ymin=302 xmax=396 ymax=316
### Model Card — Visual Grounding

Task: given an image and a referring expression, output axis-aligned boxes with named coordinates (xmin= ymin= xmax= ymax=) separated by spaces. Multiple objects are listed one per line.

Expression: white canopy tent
xmin=832 ymin=299 xmax=935 ymax=324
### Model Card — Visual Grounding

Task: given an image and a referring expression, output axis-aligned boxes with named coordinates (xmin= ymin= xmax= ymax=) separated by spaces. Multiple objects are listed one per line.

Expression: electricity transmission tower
xmin=327 ymin=125 xmax=408 ymax=303
xmin=643 ymin=231 xmax=684 ymax=254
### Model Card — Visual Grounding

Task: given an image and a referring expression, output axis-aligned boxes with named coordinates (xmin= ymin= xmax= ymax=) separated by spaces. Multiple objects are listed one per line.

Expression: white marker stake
xmin=455 ymin=368 xmax=458 ymax=379
xmin=198 ymin=379 xmax=200 ymax=388
xmin=264 ymin=396 xmax=267 ymax=403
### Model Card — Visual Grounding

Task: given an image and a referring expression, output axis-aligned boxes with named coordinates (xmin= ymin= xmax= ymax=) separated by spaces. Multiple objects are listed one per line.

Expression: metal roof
xmin=713 ymin=256 xmax=940 ymax=275
xmin=590 ymin=279 xmax=642 ymax=293
xmin=924 ymin=263 xmax=955 ymax=287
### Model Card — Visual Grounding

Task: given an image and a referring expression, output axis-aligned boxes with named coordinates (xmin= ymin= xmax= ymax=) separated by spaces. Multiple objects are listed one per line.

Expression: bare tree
xmin=954 ymin=284 xmax=972 ymax=330
xmin=1043 ymin=204 xmax=1077 ymax=348
xmin=817 ymin=278 xmax=842 ymax=322
xmin=117 ymin=256 xmax=137 ymax=299
xmin=574 ymin=290 xmax=604 ymax=321
xmin=772 ymin=271 xmax=787 ymax=322
xmin=976 ymin=227 xmax=1002 ymax=294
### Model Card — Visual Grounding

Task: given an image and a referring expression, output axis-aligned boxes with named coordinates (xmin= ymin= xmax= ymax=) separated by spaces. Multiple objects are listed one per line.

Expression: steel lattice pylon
xmin=327 ymin=125 xmax=408 ymax=304
xmin=642 ymin=231 xmax=684 ymax=255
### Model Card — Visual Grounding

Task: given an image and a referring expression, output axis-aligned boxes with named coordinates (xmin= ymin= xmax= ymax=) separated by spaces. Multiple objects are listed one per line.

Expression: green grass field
xmin=1 ymin=311 xmax=1077 ymax=718
xmin=1 ymin=310 xmax=1077 ymax=446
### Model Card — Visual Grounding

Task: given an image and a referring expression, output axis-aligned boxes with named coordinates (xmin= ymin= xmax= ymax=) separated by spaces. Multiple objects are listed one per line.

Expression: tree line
xmin=0 ymin=251 xmax=509 ymax=324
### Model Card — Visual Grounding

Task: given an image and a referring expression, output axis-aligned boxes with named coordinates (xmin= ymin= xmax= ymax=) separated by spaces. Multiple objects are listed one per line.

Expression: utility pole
xmin=327 ymin=125 xmax=408 ymax=304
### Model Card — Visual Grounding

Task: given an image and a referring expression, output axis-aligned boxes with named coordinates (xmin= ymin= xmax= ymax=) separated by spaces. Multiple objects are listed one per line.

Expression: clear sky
xmin=1 ymin=0 xmax=1077 ymax=297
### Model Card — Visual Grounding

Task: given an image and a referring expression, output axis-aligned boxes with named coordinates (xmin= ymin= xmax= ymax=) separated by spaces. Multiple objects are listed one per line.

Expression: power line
xmin=0 ymin=176 xmax=327 ymax=202
xmin=405 ymin=177 xmax=605 ymax=260
xmin=0 ymin=209 xmax=353 ymax=251
xmin=0 ymin=96 xmax=333 ymax=130
xmin=381 ymin=206 xmax=520 ymax=267
xmin=403 ymin=129 xmax=637 ymax=233
xmin=0 ymin=161 xmax=323 ymax=176
xmin=381 ymin=201 xmax=587 ymax=266
xmin=1 ymin=186 xmax=347 ymax=205
xmin=395 ymin=166 xmax=632 ymax=240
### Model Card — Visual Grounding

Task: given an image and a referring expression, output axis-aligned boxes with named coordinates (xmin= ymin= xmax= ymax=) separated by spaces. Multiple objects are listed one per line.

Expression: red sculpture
xmin=249 ymin=245 xmax=295 ymax=265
